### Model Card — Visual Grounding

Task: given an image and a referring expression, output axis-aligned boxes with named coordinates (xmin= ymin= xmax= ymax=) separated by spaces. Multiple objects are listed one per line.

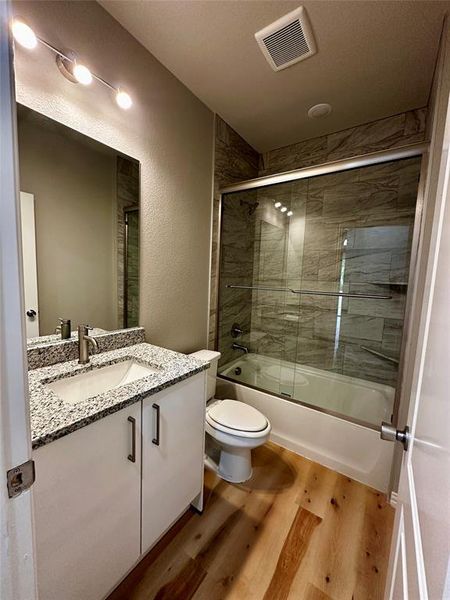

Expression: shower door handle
xmin=380 ymin=422 xmax=410 ymax=451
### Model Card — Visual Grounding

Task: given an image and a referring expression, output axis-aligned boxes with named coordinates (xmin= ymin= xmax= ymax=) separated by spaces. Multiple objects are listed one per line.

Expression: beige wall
xmin=13 ymin=0 xmax=214 ymax=352
xmin=18 ymin=111 xmax=118 ymax=335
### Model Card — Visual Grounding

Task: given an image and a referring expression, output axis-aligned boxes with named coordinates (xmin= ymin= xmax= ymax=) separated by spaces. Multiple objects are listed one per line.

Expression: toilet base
xmin=205 ymin=445 xmax=253 ymax=483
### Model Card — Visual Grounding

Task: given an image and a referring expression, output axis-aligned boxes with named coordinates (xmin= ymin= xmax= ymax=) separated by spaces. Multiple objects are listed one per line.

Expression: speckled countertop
xmin=29 ymin=343 xmax=208 ymax=450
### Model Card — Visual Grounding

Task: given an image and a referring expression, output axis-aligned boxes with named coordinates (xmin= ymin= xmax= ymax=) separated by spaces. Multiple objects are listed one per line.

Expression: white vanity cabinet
xmin=141 ymin=372 xmax=206 ymax=553
xmin=32 ymin=403 xmax=141 ymax=600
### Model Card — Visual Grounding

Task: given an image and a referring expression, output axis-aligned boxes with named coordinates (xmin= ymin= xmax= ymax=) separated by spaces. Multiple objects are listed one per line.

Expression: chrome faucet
xmin=232 ymin=342 xmax=249 ymax=354
xmin=78 ymin=324 xmax=99 ymax=364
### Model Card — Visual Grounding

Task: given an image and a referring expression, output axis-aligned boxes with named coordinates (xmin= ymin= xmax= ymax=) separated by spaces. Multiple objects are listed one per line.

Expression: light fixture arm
xmin=38 ymin=36 xmax=116 ymax=92
xmin=11 ymin=18 xmax=132 ymax=109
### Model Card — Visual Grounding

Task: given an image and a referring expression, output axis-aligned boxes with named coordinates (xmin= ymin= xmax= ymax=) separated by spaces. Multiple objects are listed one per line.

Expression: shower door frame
xmin=215 ymin=142 xmax=429 ymax=431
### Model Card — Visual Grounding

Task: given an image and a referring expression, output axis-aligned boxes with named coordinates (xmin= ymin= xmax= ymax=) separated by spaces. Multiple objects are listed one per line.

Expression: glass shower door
xmin=217 ymin=155 xmax=422 ymax=428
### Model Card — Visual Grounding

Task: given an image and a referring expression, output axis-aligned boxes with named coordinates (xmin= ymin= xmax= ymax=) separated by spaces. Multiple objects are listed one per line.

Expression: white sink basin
xmin=45 ymin=360 xmax=159 ymax=405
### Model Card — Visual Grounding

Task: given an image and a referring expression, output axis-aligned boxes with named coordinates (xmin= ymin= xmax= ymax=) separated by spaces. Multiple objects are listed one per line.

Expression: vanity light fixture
xmin=116 ymin=89 xmax=133 ymax=110
xmin=287 ymin=210 xmax=293 ymax=217
xmin=280 ymin=206 xmax=288 ymax=213
xmin=72 ymin=63 xmax=93 ymax=86
xmin=274 ymin=201 xmax=282 ymax=208
xmin=11 ymin=19 xmax=37 ymax=49
xmin=11 ymin=18 xmax=133 ymax=110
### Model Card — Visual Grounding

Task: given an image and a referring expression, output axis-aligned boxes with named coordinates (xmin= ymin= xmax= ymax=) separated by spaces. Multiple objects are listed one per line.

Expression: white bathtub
xmin=217 ymin=354 xmax=395 ymax=491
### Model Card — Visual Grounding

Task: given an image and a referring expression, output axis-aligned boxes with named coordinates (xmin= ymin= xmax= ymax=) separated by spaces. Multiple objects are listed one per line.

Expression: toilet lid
xmin=207 ymin=399 xmax=268 ymax=432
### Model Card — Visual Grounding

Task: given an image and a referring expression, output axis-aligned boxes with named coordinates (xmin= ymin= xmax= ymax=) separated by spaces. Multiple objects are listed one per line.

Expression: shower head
xmin=240 ymin=199 xmax=259 ymax=215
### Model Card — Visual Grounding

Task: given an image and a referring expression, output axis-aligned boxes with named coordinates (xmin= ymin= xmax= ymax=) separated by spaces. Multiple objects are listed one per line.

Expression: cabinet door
xmin=142 ymin=373 xmax=206 ymax=552
xmin=33 ymin=403 xmax=141 ymax=600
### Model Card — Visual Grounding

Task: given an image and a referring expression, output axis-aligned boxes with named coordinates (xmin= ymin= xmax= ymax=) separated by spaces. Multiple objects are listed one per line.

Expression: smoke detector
xmin=308 ymin=103 xmax=332 ymax=119
xmin=255 ymin=6 xmax=317 ymax=72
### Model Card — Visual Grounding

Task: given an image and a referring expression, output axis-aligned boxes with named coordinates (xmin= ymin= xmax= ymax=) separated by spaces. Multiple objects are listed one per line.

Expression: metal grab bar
xmin=226 ymin=284 xmax=392 ymax=300
xmin=360 ymin=345 xmax=399 ymax=365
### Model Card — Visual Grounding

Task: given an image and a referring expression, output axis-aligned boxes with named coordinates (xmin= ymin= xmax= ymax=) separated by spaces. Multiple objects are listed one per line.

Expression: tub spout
xmin=232 ymin=343 xmax=249 ymax=354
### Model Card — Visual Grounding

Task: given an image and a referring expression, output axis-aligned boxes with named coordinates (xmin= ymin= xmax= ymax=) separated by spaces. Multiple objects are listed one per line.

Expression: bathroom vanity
xmin=29 ymin=340 xmax=208 ymax=600
xmin=17 ymin=93 xmax=210 ymax=600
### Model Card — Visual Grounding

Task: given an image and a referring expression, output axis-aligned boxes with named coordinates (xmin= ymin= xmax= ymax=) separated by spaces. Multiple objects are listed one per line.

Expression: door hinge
xmin=7 ymin=459 xmax=35 ymax=498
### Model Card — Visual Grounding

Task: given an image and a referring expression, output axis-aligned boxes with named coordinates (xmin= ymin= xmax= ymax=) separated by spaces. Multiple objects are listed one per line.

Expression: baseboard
xmin=390 ymin=491 xmax=398 ymax=507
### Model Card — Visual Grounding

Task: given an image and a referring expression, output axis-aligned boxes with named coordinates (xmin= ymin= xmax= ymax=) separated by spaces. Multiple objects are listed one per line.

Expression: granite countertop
xmin=27 ymin=328 xmax=107 ymax=347
xmin=29 ymin=342 xmax=208 ymax=450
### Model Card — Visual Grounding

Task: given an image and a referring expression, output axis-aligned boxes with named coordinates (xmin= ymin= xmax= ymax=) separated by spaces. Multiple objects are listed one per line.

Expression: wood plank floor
xmin=108 ymin=442 xmax=394 ymax=600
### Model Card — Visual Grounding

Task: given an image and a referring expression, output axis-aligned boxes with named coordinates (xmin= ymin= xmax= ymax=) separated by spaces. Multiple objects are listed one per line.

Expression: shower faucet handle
xmin=231 ymin=323 xmax=244 ymax=338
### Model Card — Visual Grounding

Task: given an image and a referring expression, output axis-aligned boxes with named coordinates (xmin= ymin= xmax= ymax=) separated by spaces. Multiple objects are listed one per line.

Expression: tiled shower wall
xmin=259 ymin=109 xmax=427 ymax=175
xmin=117 ymin=156 xmax=140 ymax=328
xmin=248 ymin=158 xmax=421 ymax=387
xmin=211 ymin=109 xmax=427 ymax=386
xmin=209 ymin=116 xmax=259 ymax=351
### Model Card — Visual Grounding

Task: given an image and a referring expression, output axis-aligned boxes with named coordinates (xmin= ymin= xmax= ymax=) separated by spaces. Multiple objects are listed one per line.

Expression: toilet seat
xmin=206 ymin=399 xmax=270 ymax=438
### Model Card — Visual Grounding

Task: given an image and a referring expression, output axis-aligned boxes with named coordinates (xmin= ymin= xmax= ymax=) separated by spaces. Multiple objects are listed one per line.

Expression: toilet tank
xmin=190 ymin=350 xmax=221 ymax=400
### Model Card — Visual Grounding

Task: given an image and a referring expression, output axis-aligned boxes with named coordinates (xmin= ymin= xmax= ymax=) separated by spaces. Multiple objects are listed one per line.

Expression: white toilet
xmin=190 ymin=350 xmax=271 ymax=483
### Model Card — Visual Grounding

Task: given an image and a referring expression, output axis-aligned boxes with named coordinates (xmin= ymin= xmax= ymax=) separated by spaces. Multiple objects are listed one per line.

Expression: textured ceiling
xmin=100 ymin=0 xmax=449 ymax=152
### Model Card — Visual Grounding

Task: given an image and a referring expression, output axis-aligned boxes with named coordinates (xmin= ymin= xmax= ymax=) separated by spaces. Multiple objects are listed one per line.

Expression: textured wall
xmin=13 ymin=0 xmax=214 ymax=353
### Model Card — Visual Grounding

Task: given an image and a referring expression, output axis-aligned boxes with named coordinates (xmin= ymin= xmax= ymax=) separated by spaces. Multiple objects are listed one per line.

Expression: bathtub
xmin=217 ymin=353 xmax=395 ymax=491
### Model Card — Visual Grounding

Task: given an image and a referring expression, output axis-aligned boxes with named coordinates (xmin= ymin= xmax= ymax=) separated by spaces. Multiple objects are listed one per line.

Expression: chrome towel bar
xmin=226 ymin=284 xmax=392 ymax=300
xmin=360 ymin=345 xmax=399 ymax=365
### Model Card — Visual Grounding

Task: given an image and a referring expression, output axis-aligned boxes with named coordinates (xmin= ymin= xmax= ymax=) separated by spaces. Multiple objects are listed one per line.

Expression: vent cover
xmin=255 ymin=7 xmax=317 ymax=71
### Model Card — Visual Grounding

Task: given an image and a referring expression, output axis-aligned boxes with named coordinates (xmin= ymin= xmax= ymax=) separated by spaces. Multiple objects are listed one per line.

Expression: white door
xmin=385 ymin=41 xmax=450 ymax=599
xmin=33 ymin=403 xmax=141 ymax=600
xmin=19 ymin=192 xmax=40 ymax=337
xmin=0 ymin=3 xmax=38 ymax=599
xmin=142 ymin=373 xmax=205 ymax=553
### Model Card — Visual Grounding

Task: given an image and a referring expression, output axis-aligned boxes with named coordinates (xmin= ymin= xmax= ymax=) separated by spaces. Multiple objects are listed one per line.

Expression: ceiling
xmin=100 ymin=0 xmax=449 ymax=152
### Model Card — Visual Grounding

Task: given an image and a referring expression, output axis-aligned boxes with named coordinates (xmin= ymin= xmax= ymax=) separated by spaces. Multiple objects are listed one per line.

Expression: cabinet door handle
xmin=152 ymin=403 xmax=160 ymax=446
xmin=127 ymin=416 xmax=136 ymax=463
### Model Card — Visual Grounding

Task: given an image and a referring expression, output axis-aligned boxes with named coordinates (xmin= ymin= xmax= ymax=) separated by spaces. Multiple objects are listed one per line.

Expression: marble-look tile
xmin=343 ymin=249 xmax=392 ymax=283
xmin=348 ymin=225 xmax=411 ymax=250
xmin=382 ymin=319 xmax=404 ymax=357
xmin=343 ymin=343 xmax=398 ymax=387
xmin=404 ymin=108 xmax=427 ymax=137
xmin=304 ymin=221 xmax=341 ymax=252
xmin=259 ymin=135 xmax=327 ymax=176
xmin=210 ymin=116 xmax=259 ymax=351
xmin=390 ymin=250 xmax=411 ymax=283
xmin=314 ymin=312 xmax=384 ymax=343
xmin=347 ymin=283 xmax=407 ymax=320
xmin=296 ymin=336 xmax=344 ymax=371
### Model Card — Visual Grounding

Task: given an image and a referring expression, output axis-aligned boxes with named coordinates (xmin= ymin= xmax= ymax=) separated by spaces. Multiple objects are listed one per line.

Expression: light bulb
xmin=274 ymin=202 xmax=282 ymax=208
xmin=287 ymin=210 xmax=293 ymax=217
xmin=73 ymin=63 xmax=92 ymax=85
xmin=116 ymin=90 xmax=132 ymax=110
xmin=280 ymin=206 xmax=287 ymax=213
xmin=12 ymin=19 xmax=37 ymax=49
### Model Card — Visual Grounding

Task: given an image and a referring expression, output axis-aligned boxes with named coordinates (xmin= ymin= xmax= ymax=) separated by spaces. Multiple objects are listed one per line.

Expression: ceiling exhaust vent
xmin=255 ymin=7 xmax=317 ymax=72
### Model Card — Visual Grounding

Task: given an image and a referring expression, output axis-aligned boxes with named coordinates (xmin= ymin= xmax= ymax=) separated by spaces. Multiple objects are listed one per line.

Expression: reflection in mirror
xmin=17 ymin=104 xmax=140 ymax=339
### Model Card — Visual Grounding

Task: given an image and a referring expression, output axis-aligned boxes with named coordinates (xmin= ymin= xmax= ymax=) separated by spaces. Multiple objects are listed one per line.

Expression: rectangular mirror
xmin=17 ymin=104 xmax=140 ymax=339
